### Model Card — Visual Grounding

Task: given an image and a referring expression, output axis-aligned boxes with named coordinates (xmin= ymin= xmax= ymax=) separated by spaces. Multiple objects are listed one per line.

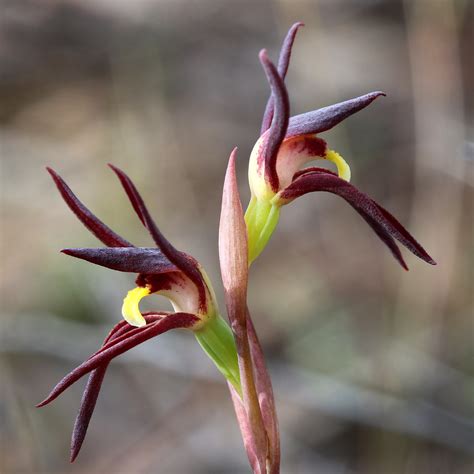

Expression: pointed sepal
xmin=70 ymin=364 xmax=108 ymax=462
xmin=279 ymin=171 xmax=436 ymax=268
xmin=61 ymin=247 xmax=178 ymax=275
xmin=69 ymin=315 xmax=164 ymax=462
xmin=261 ymin=22 xmax=304 ymax=133
xmin=37 ymin=313 xmax=199 ymax=408
xmin=286 ymin=91 xmax=386 ymax=138
xmin=47 ymin=167 xmax=132 ymax=248
xmin=259 ymin=50 xmax=290 ymax=192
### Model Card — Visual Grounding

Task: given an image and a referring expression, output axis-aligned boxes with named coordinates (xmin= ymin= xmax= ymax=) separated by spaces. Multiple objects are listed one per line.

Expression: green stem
xmin=244 ymin=196 xmax=258 ymax=248
xmin=254 ymin=203 xmax=280 ymax=262
xmin=245 ymin=198 xmax=281 ymax=265
xmin=194 ymin=314 xmax=242 ymax=396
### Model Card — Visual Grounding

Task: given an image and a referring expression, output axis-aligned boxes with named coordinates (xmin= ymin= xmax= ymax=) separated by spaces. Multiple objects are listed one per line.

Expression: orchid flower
xmin=245 ymin=23 xmax=436 ymax=269
xmin=38 ymin=165 xmax=241 ymax=461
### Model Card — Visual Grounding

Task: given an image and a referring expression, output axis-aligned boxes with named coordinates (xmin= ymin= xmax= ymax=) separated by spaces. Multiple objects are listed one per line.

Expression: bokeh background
xmin=1 ymin=0 xmax=473 ymax=472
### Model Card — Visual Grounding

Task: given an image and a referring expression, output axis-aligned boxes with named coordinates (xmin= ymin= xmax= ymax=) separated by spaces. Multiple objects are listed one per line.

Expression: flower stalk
xmin=194 ymin=313 xmax=241 ymax=394
xmin=245 ymin=197 xmax=280 ymax=264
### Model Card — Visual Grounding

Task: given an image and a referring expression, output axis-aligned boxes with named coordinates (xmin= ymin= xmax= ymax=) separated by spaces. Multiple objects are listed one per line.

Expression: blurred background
xmin=1 ymin=0 xmax=473 ymax=472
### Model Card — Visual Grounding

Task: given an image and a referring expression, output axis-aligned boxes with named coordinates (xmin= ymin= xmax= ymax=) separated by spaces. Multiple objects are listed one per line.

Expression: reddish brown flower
xmin=38 ymin=165 xmax=240 ymax=461
xmin=245 ymin=23 xmax=435 ymax=270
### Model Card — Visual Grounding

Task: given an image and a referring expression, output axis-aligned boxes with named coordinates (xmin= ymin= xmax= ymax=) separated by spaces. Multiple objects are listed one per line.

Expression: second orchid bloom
xmin=246 ymin=23 xmax=435 ymax=269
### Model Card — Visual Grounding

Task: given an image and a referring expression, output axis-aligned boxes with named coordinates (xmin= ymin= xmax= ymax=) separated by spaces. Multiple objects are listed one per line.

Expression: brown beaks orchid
xmin=245 ymin=23 xmax=436 ymax=269
xmin=38 ymin=166 xmax=241 ymax=461
xmin=36 ymin=21 xmax=438 ymax=474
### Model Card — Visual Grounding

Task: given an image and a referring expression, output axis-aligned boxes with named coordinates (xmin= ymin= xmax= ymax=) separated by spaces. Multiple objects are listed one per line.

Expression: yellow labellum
xmin=325 ymin=149 xmax=351 ymax=182
xmin=122 ymin=286 xmax=150 ymax=327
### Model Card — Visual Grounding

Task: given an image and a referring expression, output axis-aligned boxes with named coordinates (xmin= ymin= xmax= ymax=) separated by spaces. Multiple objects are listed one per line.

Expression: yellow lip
xmin=325 ymin=149 xmax=351 ymax=182
xmin=121 ymin=286 xmax=150 ymax=327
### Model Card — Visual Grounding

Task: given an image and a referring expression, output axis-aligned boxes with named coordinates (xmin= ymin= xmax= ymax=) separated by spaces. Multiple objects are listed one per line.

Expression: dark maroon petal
xmin=107 ymin=164 xmax=174 ymax=253
xmin=261 ymin=22 xmax=304 ymax=134
xmin=276 ymin=22 xmax=305 ymax=84
xmin=259 ymin=50 xmax=290 ymax=192
xmin=36 ymin=312 xmax=199 ymax=408
xmin=70 ymin=363 xmax=108 ymax=462
xmin=69 ymin=313 xmax=166 ymax=461
xmin=103 ymin=319 xmax=130 ymax=343
xmin=371 ymin=201 xmax=436 ymax=264
xmin=280 ymin=173 xmax=436 ymax=267
xmin=88 ymin=313 xmax=168 ymax=358
xmin=108 ymin=164 xmax=208 ymax=308
xmin=286 ymin=91 xmax=386 ymax=139
xmin=358 ymin=213 xmax=408 ymax=270
xmin=285 ymin=172 xmax=409 ymax=268
xmin=46 ymin=167 xmax=132 ymax=248
xmin=84 ymin=314 xmax=165 ymax=364
xmin=61 ymin=247 xmax=178 ymax=275
xmin=69 ymin=318 xmax=132 ymax=462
